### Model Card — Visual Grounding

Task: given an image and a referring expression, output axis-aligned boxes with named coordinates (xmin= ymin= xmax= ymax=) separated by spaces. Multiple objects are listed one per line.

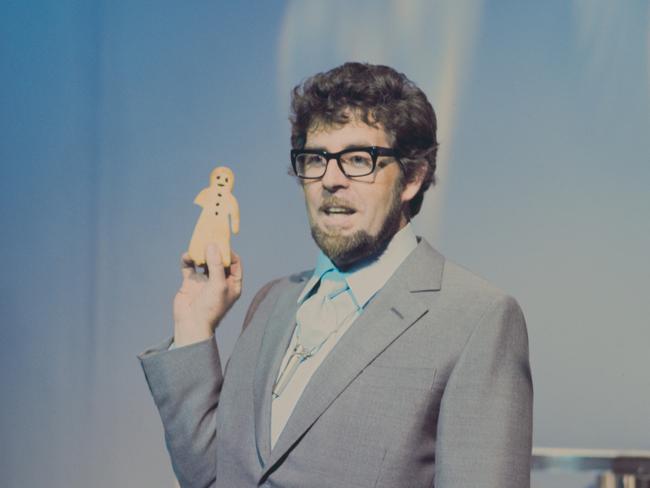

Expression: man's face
xmin=301 ymin=118 xmax=421 ymax=268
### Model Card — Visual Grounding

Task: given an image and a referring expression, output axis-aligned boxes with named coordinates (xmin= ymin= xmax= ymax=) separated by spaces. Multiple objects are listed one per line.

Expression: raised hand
xmin=173 ymin=243 xmax=243 ymax=347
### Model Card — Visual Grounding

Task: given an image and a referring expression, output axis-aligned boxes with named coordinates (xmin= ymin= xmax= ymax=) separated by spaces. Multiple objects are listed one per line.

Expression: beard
xmin=309 ymin=183 xmax=404 ymax=270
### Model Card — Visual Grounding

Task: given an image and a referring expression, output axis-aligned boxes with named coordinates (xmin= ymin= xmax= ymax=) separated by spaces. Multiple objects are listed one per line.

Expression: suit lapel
xmin=253 ymin=277 xmax=305 ymax=465
xmin=261 ymin=240 xmax=445 ymax=477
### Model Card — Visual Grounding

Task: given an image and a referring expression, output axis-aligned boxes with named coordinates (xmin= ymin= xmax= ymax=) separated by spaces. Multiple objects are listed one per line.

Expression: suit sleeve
xmin=138 ymin=280 xmax=279 ymax=488
xmin=139 ymin=337 xmax=222 ymax=488
xmin=434 ymin=295 xmax=533 ymax=488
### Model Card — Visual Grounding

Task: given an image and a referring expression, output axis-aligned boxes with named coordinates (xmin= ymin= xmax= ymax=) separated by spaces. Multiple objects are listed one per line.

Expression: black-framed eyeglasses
xmin=290 ymin=146 xmax=401 ymax=179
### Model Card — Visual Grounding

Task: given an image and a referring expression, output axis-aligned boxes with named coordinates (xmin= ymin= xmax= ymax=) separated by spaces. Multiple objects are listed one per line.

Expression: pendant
xmin=272 ymin=344 xmax=313 ymax=398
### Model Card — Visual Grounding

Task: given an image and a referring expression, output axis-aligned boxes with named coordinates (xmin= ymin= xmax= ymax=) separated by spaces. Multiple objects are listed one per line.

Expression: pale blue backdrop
xmin=1 ymin=1 xmax=648 ymax=487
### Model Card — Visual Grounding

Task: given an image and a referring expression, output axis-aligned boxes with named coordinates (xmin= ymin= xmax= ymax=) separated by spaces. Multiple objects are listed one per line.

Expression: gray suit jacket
xmin=140 ymin=239 xmax=533 ymax=487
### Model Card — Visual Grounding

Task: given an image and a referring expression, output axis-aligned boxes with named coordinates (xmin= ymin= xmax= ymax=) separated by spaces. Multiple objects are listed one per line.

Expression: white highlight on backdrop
xmin=573 ymin=0 xmax=649 ymax=75
xmin=277 ymin=0 xmax=484 ymax=243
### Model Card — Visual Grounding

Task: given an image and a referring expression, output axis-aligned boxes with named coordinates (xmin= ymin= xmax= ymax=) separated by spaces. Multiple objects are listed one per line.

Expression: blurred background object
xmin=533 ymin=448 xmax=650 ymax=488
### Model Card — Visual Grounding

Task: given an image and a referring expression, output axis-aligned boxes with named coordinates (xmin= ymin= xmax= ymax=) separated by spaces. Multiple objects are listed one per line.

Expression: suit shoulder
xmin=249 ymin=268 xmax=313 ymax=303
xmin=440 ymin=258 xmax=522 ymax=313
xmin=241 ymin=269 xmax=313 ymax=331
xmin=434 ymin=260 xmax=528 ymax=359
xmin=287 ymin=268 xmax=314 ymax=284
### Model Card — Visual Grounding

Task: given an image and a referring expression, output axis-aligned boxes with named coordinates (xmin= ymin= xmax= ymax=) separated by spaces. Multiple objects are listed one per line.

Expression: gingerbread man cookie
xmin=188 ymin=166 xmax=240 ymax=267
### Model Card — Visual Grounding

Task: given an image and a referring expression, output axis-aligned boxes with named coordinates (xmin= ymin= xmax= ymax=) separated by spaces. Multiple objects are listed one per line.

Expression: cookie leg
xmin=216 ymin=236 xmax=231 ymax=267
xmin=188 ymin=234 xmax=207 ymax=265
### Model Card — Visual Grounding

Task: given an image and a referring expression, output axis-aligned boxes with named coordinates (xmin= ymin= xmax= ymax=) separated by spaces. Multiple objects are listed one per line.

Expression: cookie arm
xmin=193 ymin=188 xmax=211 ymax=208
xmin=229 ymin=195 xmax=240 ymax=234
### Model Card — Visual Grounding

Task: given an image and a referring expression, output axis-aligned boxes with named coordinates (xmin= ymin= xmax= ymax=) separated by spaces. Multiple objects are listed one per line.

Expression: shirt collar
xmin=297 ymin=223 xmax=418 ymax=308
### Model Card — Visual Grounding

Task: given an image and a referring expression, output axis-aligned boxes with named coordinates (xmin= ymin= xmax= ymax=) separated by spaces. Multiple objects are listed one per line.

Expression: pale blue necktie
xmin=273 ymin=271 xmax=358 ymax=398
xmin=296 ymin=271 xmax=358 ymax=351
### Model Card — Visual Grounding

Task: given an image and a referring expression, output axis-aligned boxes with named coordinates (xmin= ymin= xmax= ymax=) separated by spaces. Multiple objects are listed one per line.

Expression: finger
xmin=227 ymin=250 xmax=243 ymax=282
xmin=181 ymin=252 xmax=196 ymax=279
xmin=205 ymin=243 xmax=225 ymax=283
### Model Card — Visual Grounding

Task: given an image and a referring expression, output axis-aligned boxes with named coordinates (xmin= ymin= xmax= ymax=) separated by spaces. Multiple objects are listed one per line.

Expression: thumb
xmin=205 ymin=243 xmax=225 ymax=283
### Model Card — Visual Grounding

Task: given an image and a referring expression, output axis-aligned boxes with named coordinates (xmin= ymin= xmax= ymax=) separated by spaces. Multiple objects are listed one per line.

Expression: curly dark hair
xmin=290 ymin=62 xmax=438 ymax=217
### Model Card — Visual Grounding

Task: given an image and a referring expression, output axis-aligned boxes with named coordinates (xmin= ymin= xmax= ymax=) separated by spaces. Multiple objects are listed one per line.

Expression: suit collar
xmin=255 ymin=238 xmax=445 ymax=480
xmin=406 ymin=237 xmax=444 ymax=292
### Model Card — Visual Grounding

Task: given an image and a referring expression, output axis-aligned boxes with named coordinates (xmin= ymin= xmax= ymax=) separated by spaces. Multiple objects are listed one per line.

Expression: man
xmin=140 ymin=62 xmax=533 ymax=487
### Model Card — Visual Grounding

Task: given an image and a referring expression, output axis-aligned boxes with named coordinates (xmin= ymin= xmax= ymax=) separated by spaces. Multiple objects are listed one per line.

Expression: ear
xmin=400 ymin=163 xmax=427 ymax=204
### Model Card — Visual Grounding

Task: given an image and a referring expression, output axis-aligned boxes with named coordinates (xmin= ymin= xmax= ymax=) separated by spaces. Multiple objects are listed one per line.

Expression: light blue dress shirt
xmin=297 ymin=222 xmax=418 ymax=309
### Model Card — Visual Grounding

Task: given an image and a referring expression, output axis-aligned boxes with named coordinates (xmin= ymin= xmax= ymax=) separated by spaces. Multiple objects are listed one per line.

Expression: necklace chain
xmin=272 ymin=300 xmax=359 ymax=399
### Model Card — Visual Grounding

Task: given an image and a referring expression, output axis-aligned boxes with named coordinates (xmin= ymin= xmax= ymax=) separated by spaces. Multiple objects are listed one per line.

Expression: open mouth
xmin=321 ymin=205 xmax=356 ymax=216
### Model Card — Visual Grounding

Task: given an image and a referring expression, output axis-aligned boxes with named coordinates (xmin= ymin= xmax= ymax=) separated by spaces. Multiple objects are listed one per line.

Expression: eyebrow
xmin=302 ymin=143 xmax=375 ymax=151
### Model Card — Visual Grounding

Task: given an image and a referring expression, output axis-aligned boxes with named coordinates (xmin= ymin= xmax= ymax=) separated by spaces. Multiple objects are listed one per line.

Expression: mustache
xmin=319 ymin=197 xmax=357 ymax=212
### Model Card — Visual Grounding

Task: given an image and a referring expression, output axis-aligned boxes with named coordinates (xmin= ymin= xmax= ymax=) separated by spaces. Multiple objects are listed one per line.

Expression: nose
xmin=320 ymin=157 xmax=349 ymax=190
